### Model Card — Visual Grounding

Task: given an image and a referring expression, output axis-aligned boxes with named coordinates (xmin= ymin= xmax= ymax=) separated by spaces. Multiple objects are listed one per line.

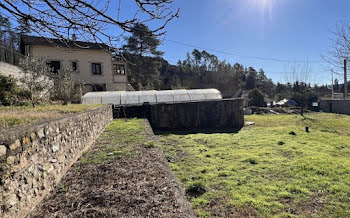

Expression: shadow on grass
xmin=153 ymin=127 xmax=241 ymax=135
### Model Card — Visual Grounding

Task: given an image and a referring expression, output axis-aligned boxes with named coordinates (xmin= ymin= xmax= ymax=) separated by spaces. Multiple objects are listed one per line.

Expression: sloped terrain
xmin=28 ymin=119 xmax=194 ymax=218
xmin=0 ymin=104 xmax=102 ymax=129
xmin=160 ymin=113 xmax=350 ymax=217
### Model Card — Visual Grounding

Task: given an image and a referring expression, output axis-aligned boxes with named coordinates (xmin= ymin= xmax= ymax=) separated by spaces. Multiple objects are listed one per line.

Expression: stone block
xmin=44 ymin=127 xmax=50 ymax=135
xmin=52 ymin=144 xmax=59 ymax=153
xmin=30 ymin=154 xmax=38 ymax=163
xmin=10 ymin=140 xmax=21 ymax=151
xmin=47 ymin=126 xmax=54 ymax=135
xmin=57 ymin=155 xmax=65 ymax=163
xmin=56 ymin=134 xmax=62 ymax=142
xmin=22 ymin=137 xmax=31 ymax=145
xmin=47 ymin=165 xmax=54 ymax=173
xmin=37 ymin=129 xmax=45 ymax=139
xmin=7 ymin=156 xmax=15 ymax=165
xmin=0 ymin=145 xmax=7 ymax=158
xmin=7 ymin=194 xmax=18 ymax=206
xmin=30 ymin=132 xmax=37 ymax=141
xmin=11 ymin=156 xmax=28 ymax=173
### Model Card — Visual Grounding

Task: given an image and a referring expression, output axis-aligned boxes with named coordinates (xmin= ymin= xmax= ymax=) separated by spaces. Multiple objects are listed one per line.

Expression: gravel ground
xmin=27 ymin=119 xmax=195 ymax=218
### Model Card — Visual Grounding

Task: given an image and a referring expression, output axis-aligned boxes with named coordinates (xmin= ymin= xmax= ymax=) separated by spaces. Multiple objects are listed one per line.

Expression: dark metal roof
xmin=20 ymin=35 xmax=111 ymax=51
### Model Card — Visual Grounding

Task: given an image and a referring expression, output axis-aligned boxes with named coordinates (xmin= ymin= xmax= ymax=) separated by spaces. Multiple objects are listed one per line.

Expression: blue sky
xmin=5 ymin=0 xmax=349 ymax=84
xmin=147 ymin=0 xmax=350 ymax=85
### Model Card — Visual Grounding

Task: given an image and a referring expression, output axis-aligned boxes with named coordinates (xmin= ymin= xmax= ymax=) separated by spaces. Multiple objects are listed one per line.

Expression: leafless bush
xmin=51 ymin=67 xmax=81 ymax=105
xmin=284 ymin=62 xmax=312 ymax=84
xmin=18 ymin=56 xmax=53 ymax=107
xmin=322 ymin=21 xmax=350 ymax=72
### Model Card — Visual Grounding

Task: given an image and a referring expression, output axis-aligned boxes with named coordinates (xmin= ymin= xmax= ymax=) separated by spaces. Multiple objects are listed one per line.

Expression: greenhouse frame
xmin=81 ymin=89 xmax=223 ymax=106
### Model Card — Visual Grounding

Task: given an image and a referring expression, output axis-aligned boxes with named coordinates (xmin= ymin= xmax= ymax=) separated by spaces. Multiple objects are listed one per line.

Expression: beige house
xmin=20 ymin=35 xmax=129 ymax=93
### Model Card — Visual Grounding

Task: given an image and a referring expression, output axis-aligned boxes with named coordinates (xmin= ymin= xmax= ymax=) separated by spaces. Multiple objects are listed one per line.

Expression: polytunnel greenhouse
xmin=81 ymin=89 xmax=222 ymax=106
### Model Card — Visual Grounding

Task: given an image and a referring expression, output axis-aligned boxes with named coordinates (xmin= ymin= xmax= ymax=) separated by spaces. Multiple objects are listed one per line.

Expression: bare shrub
xmin=51 ymin=67 xmax=81 ymax=105
xmin=18 ymin=56 xmax=53 ymax=107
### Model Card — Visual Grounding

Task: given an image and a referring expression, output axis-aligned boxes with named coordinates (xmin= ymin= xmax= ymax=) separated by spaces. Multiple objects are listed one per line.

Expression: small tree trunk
xmin=301 ymin=106 xmax=304 ymax=116
xmin=30 ymin=88 xmax=35 ymax=107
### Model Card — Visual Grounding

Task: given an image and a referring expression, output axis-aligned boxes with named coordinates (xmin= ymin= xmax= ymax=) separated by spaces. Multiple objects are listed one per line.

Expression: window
xmin=91 ymin=63 xmax=102 ymax=75
xmin=114 ymin=64 xmax=126 ymax=75
xmin=47 ymin=61 xmax=60 ymax=74
xmin=93 ymin=84 xmax=106 ymax=91
xmin=71 ymin=61 xmax=78 ymax=71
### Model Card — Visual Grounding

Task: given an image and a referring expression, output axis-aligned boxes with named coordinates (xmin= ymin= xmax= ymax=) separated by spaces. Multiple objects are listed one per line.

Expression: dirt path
xmin=27 ymin=119 xmax=195 ymax=218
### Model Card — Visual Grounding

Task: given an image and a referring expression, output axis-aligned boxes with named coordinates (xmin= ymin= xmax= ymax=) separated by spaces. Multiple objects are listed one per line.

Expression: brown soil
xmin=27 ymin=120 xmax=195 ymax=218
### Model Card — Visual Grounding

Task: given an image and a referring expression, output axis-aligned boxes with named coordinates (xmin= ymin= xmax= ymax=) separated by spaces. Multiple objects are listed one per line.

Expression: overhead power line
xmin=164 ymin=39 xmax=327 ymax=64
xmin=163 ymin=55 xmax=331 ymax=75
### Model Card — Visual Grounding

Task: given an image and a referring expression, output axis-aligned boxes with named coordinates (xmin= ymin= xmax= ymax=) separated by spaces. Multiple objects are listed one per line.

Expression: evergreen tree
xmin=0 ymin=15 xmax=24 ymax=49
xmin=123 ymin=23 xmax=163 ymax=57
xmin=123 ymin=23 xmax=163 ymax=90
xmin=334 ymin=78 xmax=340 ymax=92
xmin=0 ymin=15 xmax=13 ymax=46
xmin=248 ymin=88 xmax=265 ymax=107
xmin=245 ymin=67 xmax=257 ymax=90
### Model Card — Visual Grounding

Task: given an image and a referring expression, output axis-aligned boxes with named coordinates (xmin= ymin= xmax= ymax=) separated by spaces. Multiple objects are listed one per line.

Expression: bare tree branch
xmin=323 ymin=21 xmax=350 ymax=73
xmin=1 ymin=0 xmax=179 ymax=49
xmin=284 ymin=61 xmax=312 ymax=84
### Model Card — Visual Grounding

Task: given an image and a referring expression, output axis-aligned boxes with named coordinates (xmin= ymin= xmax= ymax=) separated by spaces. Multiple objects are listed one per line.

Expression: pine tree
xmin=123 ymin=23 xmax=164 ymax=90
xmin=0 ymin=15 xmax=12 ymax=46
xmin=334 ymin=78 xmax=340 ymax=92
xmin=123 ymin=23 xmax=163 ymax=57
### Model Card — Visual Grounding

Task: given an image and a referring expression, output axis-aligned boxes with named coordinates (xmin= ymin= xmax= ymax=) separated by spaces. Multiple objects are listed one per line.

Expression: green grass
xmin=0 ymin=116 xmax=38 ymax=129
xmin=160 ymin=113 xmax=350 ymax=217
xmin=0 ymin=104 xmax=103 ymax=129
xmin=0 ymin=104 xmax=103 ymax=113
xmin=79 ymin=118 xmax=153 ymax=165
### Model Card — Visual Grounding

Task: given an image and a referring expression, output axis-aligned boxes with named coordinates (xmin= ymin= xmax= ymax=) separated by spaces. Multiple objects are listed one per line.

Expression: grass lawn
xmin=79 ymin=118 xmax=153 ymax=165
xmin=159 ymin=113 xmax=350 ymax=217
xmin=0 ymin=104 xmax=103 ymax=129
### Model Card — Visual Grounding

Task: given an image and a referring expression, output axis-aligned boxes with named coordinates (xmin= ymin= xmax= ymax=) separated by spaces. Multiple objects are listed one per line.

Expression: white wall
xmin=29 ymin=45 xmax=127 ymax=91
xmin=0 ymin=61 xmax=52 ymax=98
xmin=0 ymin=61 xmax=23 ymax=80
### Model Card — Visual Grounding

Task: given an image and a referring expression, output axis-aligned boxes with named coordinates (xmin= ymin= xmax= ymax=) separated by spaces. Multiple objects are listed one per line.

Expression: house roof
xmin=21 ymin=35 xmax=111 ymax=51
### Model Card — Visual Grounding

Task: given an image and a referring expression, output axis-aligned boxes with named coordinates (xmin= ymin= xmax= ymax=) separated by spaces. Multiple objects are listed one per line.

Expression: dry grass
xmin=0 ymin=104 xmax=103 ymax=129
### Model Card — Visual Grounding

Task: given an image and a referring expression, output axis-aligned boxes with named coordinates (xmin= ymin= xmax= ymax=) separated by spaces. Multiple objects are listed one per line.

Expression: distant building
xmin=275 ymin=99 xmax=298 ymax=107
xmin=319 ymin=99 xmax=350 ymax=115
xmin=20 ymin=35 xmax=129 ymax=93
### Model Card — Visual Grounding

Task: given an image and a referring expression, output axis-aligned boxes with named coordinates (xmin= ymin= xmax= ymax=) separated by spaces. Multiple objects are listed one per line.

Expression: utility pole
xmin=344 ymin=59 xmax=348 ymax=99
xmin=331 ymin=70 xmax=334 ymax=99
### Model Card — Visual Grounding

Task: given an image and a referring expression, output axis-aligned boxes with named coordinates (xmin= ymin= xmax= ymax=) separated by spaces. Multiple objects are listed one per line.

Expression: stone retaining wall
xmin=0 ymin=106 xmax=112 ymax=218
